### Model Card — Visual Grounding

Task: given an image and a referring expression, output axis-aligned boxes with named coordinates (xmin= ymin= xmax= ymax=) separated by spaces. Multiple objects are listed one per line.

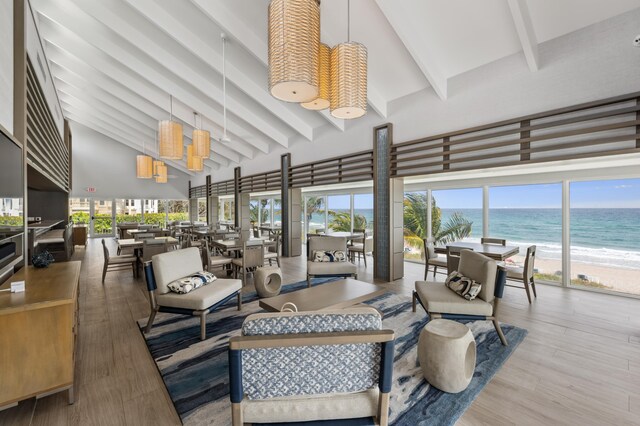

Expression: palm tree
xmin=328 ymin=211 xmax=367 ymax=232
xmin=403 ymin=192 xmax=473 ymax=255
xmin=305 ymin=197 xmax=325 ymax=223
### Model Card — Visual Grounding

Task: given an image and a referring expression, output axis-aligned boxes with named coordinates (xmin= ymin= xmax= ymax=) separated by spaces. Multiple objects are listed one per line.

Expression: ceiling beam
xmin=33 ymin=3 xmax=271 ymax=156
xmin=190 ymin=0 xmax=349 ymax=129
xmin=507 ymin=0 xmax=540 ymax=72
xmin=66 ymin=0 xmax=291 ymax=148
xmin=42 ymin=39 xmax=255 ymax=162
xmin=124 ymin=0 xmax=319 ymax=142
xmin=374 ymin=0 xmax=448 ymax=100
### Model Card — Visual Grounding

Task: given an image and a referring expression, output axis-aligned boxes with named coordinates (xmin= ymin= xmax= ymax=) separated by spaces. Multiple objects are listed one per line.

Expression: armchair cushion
xmin=156 ymin=278 xmax=241 ymax=310
xmin=445 ymin=271 xmax=482 ymax=301
xmin=458 ymin=250 xmax=497 ymax=303
xmin=415 ymin=281 xmax=493 ymax=316
xmin=152 ymin=248 xmax=203 ymax=294
xmin=307 ymin=236 xmax=348 ymax=261
xmin=240 ymin=308 xmax=382 ymax=400
xmin=307 ymin=260 xmax=357 ymax=276
xmin=167 ymin=271 xmax=217 ymax=294
xmin=312 ymin=250 xmax=347 ymax=262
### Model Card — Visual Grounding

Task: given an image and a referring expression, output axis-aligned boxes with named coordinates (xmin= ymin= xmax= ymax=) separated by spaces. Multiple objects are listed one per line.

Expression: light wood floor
xmin=1 ymin=239 xmax=639 ymax=426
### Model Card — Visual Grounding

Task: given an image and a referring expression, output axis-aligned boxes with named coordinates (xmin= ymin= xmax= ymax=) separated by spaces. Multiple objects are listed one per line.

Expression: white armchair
xmin=306 ymin=235 xmax=358 ymax=287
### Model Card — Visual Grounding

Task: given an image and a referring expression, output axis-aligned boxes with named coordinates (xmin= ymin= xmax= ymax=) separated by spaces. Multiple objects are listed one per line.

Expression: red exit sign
xmin=86 ymin=187 xmax=96 ymax=193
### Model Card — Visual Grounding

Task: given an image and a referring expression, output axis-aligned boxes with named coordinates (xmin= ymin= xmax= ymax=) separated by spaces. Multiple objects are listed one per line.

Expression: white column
xmin=483 ymin=186 xmax=489 ymax=238
xmin=562 ymin=180 xmax=571 ymax=287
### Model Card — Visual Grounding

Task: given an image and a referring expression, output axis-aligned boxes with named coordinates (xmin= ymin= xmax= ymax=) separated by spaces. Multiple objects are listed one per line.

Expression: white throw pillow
xmin=167 ymin=271 xmax=217 ymax=294
xmin=312 ymin=250 xmax=347 ymax=263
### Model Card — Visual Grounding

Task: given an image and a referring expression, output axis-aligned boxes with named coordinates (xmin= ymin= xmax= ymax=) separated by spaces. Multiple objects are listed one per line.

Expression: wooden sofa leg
xmin=144 ymin=309 xmax=157 ymax=334
xmin=237 ymin=292 xmax=242 ymax=310
xmin=200 ymin=312 xmax=207 ymax=341
xmin=412 ymin=291 xmax=417 ymax=312
xmin=307 ymin=275 xmax=311 ymax=288
xmin=493 ymin=319 xmax=508 ymax=346
xmin=377 ymin=392 xmax=390 ymax=426
xmin=231 ymin=402 xmax=243 ymax=426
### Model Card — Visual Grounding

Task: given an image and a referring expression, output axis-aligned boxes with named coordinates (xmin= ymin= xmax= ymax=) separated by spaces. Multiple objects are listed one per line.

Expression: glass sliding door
xmin=69 ymin=198 xmax=90 ymax=225
xmin=197 ymin=198 xmax=207 ymax=222
xmin=115 ymin=199 xmax=142 ymax=224
xmin=570 ymin=179 xmax=640 ymax=295
xmin=144 ymin=200 xmax=165 ymax=226
xmin=489 ymin=184 xmax=562 ymax=283
xmin=403 ymin=191 xmax=427 ymax=261
xmin=304 ymin=195 xmax=326 ymax=235
xmin=250 ymin=199 xmax=260 ymax=226
xmin=273 ymin=198 xmax=282 ymax=226
xmin=261 ymin=199 xmax=272 ymax=226
xmin=432 ymin=188 xmax=482 ymax=244
xmin=353 ymin=193 xmax=374 ymax=232
xmin=168 ymin=200 xmax=189 ymax=222
xmin=91 ymin=199 xmax=114 ymax=237
xmin=327 ymin=194 xmax=351 ymax=232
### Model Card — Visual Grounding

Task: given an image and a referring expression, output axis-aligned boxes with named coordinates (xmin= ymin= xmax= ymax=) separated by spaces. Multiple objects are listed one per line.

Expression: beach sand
xmin=515 ymin=257 xmax=640 ymax=296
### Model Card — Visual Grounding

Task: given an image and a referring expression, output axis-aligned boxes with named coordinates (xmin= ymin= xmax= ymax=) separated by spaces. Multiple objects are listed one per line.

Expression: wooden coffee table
xmin=259 ymin=278 xmax=387 ymax=312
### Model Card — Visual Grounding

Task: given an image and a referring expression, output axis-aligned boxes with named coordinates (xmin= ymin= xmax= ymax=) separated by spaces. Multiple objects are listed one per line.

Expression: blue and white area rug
xmin=137 ymin=278 xmax=527 ymax=425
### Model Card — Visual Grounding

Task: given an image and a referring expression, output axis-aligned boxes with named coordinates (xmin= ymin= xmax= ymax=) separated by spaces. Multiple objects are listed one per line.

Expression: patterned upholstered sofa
xmin=228 ymin=307 xmax=395 ymax=425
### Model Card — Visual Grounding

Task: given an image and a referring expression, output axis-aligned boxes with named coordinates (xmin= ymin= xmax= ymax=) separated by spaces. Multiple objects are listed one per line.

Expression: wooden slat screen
xmin=26 ymin=56 xmax=69 ymax=192
xmin=289 ymin=149 xmax=374 ymax=188
xmin=189 ymin=184 xmax=207 ymax=199
xmin=209 ymin=179 xmax=235 ymax=196
xmin=391 ymin=92 xmax=640 ymax=178
xmin=238 ymin=170 xmax=282 ymax=193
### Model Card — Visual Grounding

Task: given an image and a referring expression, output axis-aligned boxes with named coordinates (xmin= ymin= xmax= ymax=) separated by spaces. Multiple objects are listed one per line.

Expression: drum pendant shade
xmin=159 ymin=120 xmax=183 ymax=160
xmin=153 ymin=160 xmax=164 ymax=177
xmin=268 ymin=0 xmax=320 ymax=102
xmin=155 ymin=164 xmax=168 ymax=183
xmin=187 ymin=145 xmax=204 ymax=172
xmin=136 ymin=155 xmax=153 ymax=179
xmin=301 ymin=43 xmax=330 ymax=110
xmin=192 ymin=129 xmax=210 ymax=159
xmin=330 ymin=42 xmax=367 ymax=119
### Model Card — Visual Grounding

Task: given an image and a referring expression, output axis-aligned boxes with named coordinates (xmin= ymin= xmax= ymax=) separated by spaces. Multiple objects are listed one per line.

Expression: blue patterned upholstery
xmin=240 ymin=310 xmax=383 ymax=400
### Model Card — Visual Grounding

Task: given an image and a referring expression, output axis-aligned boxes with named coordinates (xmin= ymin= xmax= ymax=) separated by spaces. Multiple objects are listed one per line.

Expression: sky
xmin=426 ymin=179 xmax=640 ymax=209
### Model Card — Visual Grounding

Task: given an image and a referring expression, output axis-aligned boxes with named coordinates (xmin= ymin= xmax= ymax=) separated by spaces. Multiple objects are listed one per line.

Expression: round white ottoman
xmin=417 ymin=319 xmax=476 ymax=393
xmin=254 ymin=266 xmax=283 ymax=298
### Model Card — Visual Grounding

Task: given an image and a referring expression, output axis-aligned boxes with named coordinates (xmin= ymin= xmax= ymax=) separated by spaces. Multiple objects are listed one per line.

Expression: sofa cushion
xmin=152 ymin=247 xmax=203 ymax=294
xmin=307 ymin=260 xmax=357 ymax=276
xmin=445 ymin=271 xmax=482 ymax=301
xmin=312 ymin=250 xmax=347 ymax=262
xmin=155 ymin=278 xmax=241 ymax=310
xmin=415 ymin=281 xmax=493 ymax=316
xmin=167 ymin=271 xmax=217 ymax=294
xmin=241 ymin=308 xmax=382 ymax=400
xmin=243 ymin=388 xmax=379 ymax=423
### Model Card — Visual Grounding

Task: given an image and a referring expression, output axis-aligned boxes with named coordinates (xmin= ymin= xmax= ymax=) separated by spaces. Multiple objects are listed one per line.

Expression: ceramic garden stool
xmin=417 ymin=319 xmax=476 ymax=393
xmin=254 ymin=266 xmax=283 ymax=298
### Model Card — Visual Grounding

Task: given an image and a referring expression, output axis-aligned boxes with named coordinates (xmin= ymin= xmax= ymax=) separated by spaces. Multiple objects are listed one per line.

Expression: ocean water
xmin=306 ymin=207 xmax=640 ymax=270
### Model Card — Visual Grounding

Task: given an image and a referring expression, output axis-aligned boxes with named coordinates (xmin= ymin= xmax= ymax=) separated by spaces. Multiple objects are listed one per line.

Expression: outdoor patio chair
xmin=307 ymin=235 xmax=357 ymax=287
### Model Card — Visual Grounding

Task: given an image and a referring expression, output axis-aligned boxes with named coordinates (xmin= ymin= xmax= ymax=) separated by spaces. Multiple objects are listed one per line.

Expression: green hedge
xmin=0 ymin=216 xmax=24 ymax=226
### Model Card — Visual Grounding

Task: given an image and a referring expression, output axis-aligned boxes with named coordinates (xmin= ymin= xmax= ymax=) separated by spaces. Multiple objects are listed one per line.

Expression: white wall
xmin=0 ymin=0 xmax=13 ymax=134
xmin=70 ymin=122 xmax=191 ymax=199
xmin=209 ymin=8 xmax=640 ymax=182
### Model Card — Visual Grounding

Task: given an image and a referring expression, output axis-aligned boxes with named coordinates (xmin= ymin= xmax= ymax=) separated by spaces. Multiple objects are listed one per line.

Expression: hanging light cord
xmin=222 ymin=34 xmax=228 ymax=139
xmin=348 ymin=0 xmax=350 ymax=42
xmin=169 ymin=94 xmax=173 ymax=121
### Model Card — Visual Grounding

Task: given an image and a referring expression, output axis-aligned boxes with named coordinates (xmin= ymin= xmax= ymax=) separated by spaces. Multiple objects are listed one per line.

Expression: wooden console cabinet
xmin=0 ymin=261 xmax=81 ymax=409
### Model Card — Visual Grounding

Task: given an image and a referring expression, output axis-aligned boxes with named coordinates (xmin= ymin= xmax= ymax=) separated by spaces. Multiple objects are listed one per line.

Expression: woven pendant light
xmin=301 ymin=43 xmax=330 ymax=110
xmin=192 ymin=112 xmax=210 ymax=158
xmin=152 ymin=160 xmax=164 ymax=177
xmin=159 ymin=95 xmax=184 ymax=159
xmin=155 ymin=164 xmax=168 ymax=183
xmin=187 ymin=144 xmax=204 ymax=172
xmin=330 ymin=0 xmax=367 ymax=119
xmin=268 ymin=0 xmax=320 ymax=102
xmin=136 ymin=155 xmax=152 ymax=179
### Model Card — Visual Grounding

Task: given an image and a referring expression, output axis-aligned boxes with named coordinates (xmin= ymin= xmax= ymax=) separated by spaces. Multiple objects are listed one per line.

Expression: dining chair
xmin=446 ymin=246 xmax=473 ymax=274
xmin=134 ymin=233 xmax=155 ymax=241
xmin=423 ymin=238 xmax=447 ymax=279
xmin=142 ymin=239 xmax=168 ymax=264
xmin=505 ymin=245 xmax=537 ymax=303
xmin=349 ymin=236 xmax=373 ymax=267
xmin=351 ymin=228 xmax=366 ymax=245
xmin=101 ymin=239 xmax=137 ymax=284
xmin=264 ymin=235 xmax=280 ymax=267
xmin=232 ymin=241 xmax=264 ymax=286
xmin=202 ymin=241 xmax=233 ymax=274
xmin=481 ymin=237 xmax=506 ymax=246
xmin=315 ymin=228 xmax=326 ymax=235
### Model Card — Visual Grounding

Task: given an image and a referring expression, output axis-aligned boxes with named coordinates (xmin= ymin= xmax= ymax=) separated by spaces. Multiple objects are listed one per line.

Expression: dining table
xmin=210 ymin=237 xmax=275 ymax=256
xmin=118 ymin=236 xmax=179 ymax=250
xmin=127 ymin=228 xmax=166 ymax=236
xmin=434 ymin=242 xmax=519 ymax=261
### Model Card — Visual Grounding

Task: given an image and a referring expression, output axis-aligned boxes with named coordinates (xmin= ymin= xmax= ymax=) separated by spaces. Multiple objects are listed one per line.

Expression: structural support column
xmin=239 ymin=193 xmax=251 ymax=241
xmin=209 ymin=195 xmax=219 ymax=228
xmin=205 ymin=174 xmax=211 ymax=224
xmin=562 ymin=180 xmax=570 ymax=287
xmin=482 ymin=186 xmax=489 ymax=238
xmin=233 ymin=166 xmax=241 ymax=228
xmin=373 ymin=123 xmax=402 ymax=281
xmin=280 ymin=154 xmax=301 ymax=257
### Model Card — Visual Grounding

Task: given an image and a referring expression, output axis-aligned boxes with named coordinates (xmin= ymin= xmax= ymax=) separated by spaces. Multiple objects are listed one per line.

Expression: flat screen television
xmin=0 ymin=127 xmax=24 ymax=230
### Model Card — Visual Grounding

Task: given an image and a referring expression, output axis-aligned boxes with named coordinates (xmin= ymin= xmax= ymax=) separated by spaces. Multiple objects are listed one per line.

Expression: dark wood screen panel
xmin=238 ymin=170 xmax=281 ymax=193
xmin=189 ymin=184 xmax=207 ymax=198
xmin=289 ymin=150 xmax=374 ymax=188
xmin=26 ymin=56 xmax=69 ymax=192
xmin=391 ymin=92 xmax=640 ymax=178
xmin=209 ymin=179 xmax=234 ymax=196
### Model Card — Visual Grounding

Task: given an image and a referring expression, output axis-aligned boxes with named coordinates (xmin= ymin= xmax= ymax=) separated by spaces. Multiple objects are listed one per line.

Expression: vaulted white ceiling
xmin=30 ymin=0 xmax=640 ymax=175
